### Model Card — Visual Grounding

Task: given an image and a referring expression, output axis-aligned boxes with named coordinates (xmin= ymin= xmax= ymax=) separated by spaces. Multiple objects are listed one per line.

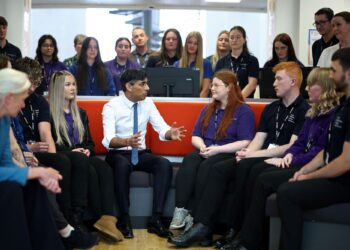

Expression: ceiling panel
xmin=32 ymin=0 xmax=267 ymax=12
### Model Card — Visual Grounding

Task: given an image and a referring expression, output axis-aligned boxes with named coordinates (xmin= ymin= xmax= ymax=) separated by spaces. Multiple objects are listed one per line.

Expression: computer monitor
xmin=259 ymin=66 xmax=313 ymax=99
xmin=144 ymin=67 xmax=200 ymax=97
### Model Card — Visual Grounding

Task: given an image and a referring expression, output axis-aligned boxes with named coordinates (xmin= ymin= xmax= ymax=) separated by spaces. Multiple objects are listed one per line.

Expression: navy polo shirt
xmin=215 ymin=51 xmax=259 ymax=98
xmin=324 ymin=97 xmax=350 ymax=164
xmin=18 ymin=93 xmax=50 ymax=143
xmin=146 ymin=55 xmax=179 ymax=68
xmin=0 ymin=40 xmax=22 ymax=64
xmin=258 ymin=95 xmax=309 ymax=149
xmin=312 ymin=36 xmax=338 ymax=67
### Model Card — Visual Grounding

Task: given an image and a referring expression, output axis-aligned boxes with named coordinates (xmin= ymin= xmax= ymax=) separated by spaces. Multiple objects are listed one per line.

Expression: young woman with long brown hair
xmin=169 ymin=69 xmax=255 ymax=244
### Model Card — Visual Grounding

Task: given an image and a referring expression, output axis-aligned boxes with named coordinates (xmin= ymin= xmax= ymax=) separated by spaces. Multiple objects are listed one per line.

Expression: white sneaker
xmin=169 ymin=207 xmax=188 ymax=229
xmin=183 ymin=214 xmax=194 ymax=233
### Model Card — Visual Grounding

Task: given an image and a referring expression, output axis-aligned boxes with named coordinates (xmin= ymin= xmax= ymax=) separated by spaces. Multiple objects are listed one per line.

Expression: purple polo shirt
xmin=105 ymin=58 xmax=140 ymax=93
xmin=36 ymin=61 xmax=67 ymax=95
xmin=64 ymin=112 xmax=80 ymax=146
xmin=192 ymin=103 xmax=255 ymax=147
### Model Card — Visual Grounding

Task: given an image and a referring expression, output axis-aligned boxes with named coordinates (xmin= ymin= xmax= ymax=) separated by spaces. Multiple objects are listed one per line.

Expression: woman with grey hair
xmin=0 ymin=68 xmax=64 ymax=250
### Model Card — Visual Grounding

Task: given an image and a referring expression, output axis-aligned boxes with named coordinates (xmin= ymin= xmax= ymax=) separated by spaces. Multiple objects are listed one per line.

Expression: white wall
xmin=0 ymin=0 xmax=31 ymax=56
xmin=31 ymin=8 xmax=86 ymax=60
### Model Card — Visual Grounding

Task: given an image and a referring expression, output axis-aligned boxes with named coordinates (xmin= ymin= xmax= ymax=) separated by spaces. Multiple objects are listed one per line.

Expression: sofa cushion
xmin=266 ymin=193 xmax=350 ymax=225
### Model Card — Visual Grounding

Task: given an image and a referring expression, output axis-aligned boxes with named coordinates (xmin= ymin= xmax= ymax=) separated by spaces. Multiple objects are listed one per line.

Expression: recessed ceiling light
xmin=205 ymin=0 xmax=241 ymax=3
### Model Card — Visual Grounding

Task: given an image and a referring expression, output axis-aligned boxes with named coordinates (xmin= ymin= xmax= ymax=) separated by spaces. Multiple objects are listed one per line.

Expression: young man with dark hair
xmin=312 ymin=8 xmax=338 ymax=66
xmin=103 ymin=69 xmax=185 ymax=239
xmin=0 ymin=16 xmax=22 ymax=64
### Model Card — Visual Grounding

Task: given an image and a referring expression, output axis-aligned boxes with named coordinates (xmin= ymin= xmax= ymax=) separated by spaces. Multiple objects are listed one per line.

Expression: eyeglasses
xmin=313 ymin=20 xmax=329 ymax=27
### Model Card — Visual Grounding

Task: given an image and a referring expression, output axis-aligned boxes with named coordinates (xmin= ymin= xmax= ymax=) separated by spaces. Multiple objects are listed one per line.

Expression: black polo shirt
xmin=215 ymin=51 xmax=259 ymax=98
xmin=258 ymin=95 xmax=310 ymax=149
xmin=312 ymin=36 xmax=338 ymax=67
xmin=145 ymin=55 xmax=179 ymax=68
xmin=0 ymin=40 xmax=22 ymax=64
xmin=18 ymin=93 xmax=50 ymax=142
xmin=324 ymin=97 xmax=350 ymax=164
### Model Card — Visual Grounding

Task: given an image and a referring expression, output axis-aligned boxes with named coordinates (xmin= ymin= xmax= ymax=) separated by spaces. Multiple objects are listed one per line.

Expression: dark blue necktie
xmin=131 ymin=103 xmax=139 ymax=165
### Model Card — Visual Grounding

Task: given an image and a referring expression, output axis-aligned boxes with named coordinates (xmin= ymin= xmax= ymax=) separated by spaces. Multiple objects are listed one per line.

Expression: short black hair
xmin=120 ymin=69 xmax=147 ymax=92
xmin=315 ymin=8 xmax=334 ymax=21
xmin=0 ymin=16 xmax=8 ymax=26
xmin=332 ymin=48 xmax=350 ymax=71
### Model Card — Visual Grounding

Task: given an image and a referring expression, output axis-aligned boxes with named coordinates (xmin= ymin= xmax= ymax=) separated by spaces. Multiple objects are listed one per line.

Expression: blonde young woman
xmin=174 ymin=31 xmax=214 ymax=97
xmin=49 ymin=70 xmax=123 ymax=243
xmin=207 ymin=30 xmax=230 ymax=71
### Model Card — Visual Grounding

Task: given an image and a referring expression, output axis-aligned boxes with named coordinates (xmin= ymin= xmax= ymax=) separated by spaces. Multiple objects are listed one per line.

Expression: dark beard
xmin=335 ymin=75 xmax=346 ymax=92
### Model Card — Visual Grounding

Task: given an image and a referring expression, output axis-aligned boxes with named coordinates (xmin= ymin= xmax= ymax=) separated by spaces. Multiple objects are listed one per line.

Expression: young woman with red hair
xmin=169 ymin=69 xmax=255 ymax=245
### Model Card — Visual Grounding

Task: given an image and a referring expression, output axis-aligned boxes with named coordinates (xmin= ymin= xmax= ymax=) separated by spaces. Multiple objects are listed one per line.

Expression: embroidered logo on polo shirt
xmin=333 ymin=115 xmax=343 ymax=129
xmin=287 ymin=114 xmax=295 ymax=123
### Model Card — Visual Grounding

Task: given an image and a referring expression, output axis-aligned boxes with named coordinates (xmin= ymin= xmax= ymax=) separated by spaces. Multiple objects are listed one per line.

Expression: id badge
xmin=268 ymin=143 xmax=278 ymax=149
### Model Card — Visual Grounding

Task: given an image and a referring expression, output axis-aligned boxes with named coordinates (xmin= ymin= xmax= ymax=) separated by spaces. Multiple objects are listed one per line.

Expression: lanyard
xmin=19 ymin=102 xmax=36 ymax=137
xmin=42 ymin=63 xmax=52 ymax=91
xmin=115 ymin=60 xmax=127 ymax=74
xmin=324 ymin=105 xmax=344 ymax=163
xmin=88 ymin=67 xmax=95 ymax=95
xmin=136 ymin=54 xmax=149 ymax=68
xmin=213 ymin=109 xmax=220 ymax=144
xmin=275 ymin=105 xmax=294 ymax=144
xmin=230 ymin=56 xmax=244 ymax=75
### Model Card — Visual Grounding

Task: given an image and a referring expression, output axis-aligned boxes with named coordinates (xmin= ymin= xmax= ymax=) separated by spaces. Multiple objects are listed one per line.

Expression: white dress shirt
xmin=102 ymin=94 xmax=171 ymax=150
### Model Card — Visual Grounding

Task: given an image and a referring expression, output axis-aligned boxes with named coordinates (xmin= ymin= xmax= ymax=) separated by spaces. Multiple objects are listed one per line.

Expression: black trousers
xmin=47 ymin=191 xmax=69 ymax=230
xmin=228 ymin=157 xmax=270 ymax=230
xmin=193 ymin=157 xmax=237 ymax=227
xmin=277 ymin=174 xmax=350 ymax=250
xmin=106 ymin=150 xmax=172 ymax=216
xmin=0 ymin=181 xmax=64 ymax=250
xmin=87 ymin=156 xmax=115 ymax=217
xmin=35 ymin=151 xmax=89 ymax=216
xmin=240 ymin=167 xmax=300 ymax=250
xmin=175 ymin=151 xmax=233 ymax=210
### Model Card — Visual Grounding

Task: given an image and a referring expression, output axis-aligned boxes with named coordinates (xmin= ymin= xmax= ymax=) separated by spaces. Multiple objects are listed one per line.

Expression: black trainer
xmin=61 ymin=228 xmax=100 ymax=249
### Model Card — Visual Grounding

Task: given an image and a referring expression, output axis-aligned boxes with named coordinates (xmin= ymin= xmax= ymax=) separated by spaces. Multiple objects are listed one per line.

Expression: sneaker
xmin=169 ymin=207 xmax=188 ymax=229
xmin=183 ymin=214 xmax=194 ymax=233
xmin=61 ymin=228 xmax=100 ymax=249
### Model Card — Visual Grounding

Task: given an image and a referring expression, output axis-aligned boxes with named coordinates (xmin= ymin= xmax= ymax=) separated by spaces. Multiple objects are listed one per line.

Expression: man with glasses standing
xmin=312 ymin=8 xmax=338 ymax=66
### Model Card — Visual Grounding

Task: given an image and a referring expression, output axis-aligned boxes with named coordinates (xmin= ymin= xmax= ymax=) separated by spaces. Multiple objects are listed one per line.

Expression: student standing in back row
xmin=174 ymin=31 xmax=213 ymax=97
xmin=130 ymin=27 xmax=154 ymax=68
xmin=69 ymin=37 xmax=115 ymax=96
xmin=215 ymin=26 xmax=259 ymax=98
xmin=146 ymin=28 xmax=183 ymax=67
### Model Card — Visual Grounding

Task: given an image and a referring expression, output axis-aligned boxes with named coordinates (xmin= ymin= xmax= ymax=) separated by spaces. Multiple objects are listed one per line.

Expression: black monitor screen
xmin=144 ymin=67 xmax=200 ymax=97
xmin=259 ymin=66 xmax=313 ymax=99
